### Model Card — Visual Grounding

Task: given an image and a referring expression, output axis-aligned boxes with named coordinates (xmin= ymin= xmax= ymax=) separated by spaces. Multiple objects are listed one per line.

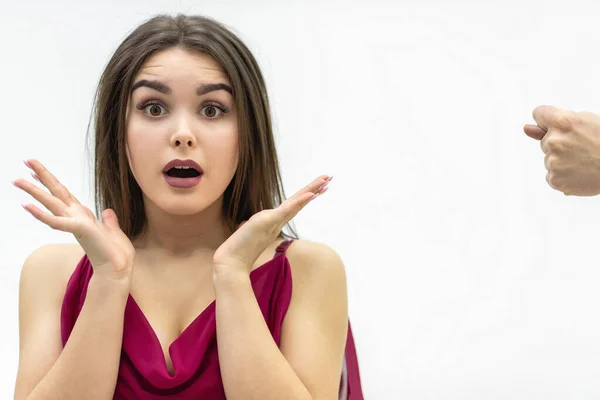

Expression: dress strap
xmin=274 ymin=239 xmax=294 ymax=256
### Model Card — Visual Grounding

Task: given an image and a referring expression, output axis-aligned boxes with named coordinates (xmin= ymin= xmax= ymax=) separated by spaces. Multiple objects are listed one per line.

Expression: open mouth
xmin=164 ymin=167 xmax=201 ymax=178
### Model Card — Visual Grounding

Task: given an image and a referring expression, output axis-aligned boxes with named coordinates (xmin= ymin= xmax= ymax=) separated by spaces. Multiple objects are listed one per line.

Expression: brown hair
xmin=86 ymin=14 xmax=297 ymax=240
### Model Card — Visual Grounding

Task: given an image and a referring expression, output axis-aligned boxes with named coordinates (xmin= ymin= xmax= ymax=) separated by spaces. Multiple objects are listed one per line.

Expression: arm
xmin=214 ymin=240 xmax=348 ymax=400
xmin=14 ymin=244 xmax=129 ymax=400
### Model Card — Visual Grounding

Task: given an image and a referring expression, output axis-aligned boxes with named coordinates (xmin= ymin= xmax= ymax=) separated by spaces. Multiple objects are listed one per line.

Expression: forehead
xmin=134 ymin=47 xmax=229 ymax=84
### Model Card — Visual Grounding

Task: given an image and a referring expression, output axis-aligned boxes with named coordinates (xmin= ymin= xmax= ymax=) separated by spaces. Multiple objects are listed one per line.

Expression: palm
xmin=213 ymin=175 xmax=332 ymax=271
xmin=13 ymin=159 xmax=135 ymax=278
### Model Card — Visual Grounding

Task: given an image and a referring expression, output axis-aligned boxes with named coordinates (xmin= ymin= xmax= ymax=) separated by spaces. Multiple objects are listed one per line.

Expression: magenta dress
xmin=61 ymin=240 xmax=364 ymax=399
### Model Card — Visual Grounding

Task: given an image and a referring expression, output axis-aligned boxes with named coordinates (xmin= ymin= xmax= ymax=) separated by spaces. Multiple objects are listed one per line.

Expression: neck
xmin=132 ymin=195 xmax=230 ymax=259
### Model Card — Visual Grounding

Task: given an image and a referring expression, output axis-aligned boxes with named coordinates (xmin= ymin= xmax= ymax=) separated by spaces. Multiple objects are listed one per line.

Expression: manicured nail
xmin=23 ymin=160 xmax=31 ymax=168
xmin=318 ymin=177 xmax=333 ymax=192
xmin=311 ymin=186 xmax=330 ymax=201
xmin=31 ymin=172 xmax=40 ymax=181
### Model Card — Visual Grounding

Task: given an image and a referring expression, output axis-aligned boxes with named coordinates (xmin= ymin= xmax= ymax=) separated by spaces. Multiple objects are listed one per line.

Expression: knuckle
xmin=555 ymin=112 xmax=578 ymax=130
xmin=546 ymin=173 xmax=561 ymax=189
xmin=544 ymin=137 xmax=564 ymax=153
xmin=546 ymin=155 xmax=560 ymax=171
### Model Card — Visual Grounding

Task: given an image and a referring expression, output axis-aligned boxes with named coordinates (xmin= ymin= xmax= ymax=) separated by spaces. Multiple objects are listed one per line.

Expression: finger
xmin=13 ymin=178 xmax=67 ymax=216
xmin=540 ymin=134 xmax=548 ymax=154
xmin=544 ymin=152 xmax=552 ymax=170
xmin=292 ymin=175 xmax=331 ymax=198
xmin=313 ymin=184 xmax=330 ymax=198
xmin=277 ymin=192 xmax=312 ymax=221
xmin=279 ymin=176 xmax=333 ymax=222
xmin=532 ymin=105 xmax=563 ymax=131
xmin=545 ymin=172 xmax=558 ymax=190
xmin=539 ymin=129 xmax=557 ymax=154
xmin=101 ymin=209 xmax=120 ymax=231
xmin=21 ymin=203 xmax=78 ymax=232
xmin=524 ymin=124 xmax=547 ymax=140
xmin=24 ymin=159 xmax=80 ymax=205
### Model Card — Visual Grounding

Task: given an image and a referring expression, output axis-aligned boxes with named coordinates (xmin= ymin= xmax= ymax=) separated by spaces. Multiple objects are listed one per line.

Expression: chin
xmin=160 ymin=199 xmax=212 ymax=216
xmin=141 ymin=190 xmax=212 ymax=217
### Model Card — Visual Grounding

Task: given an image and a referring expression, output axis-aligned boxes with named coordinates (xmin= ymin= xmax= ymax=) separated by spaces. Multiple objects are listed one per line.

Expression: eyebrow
xmin=130 ymin=80 xmax=233 ymax=96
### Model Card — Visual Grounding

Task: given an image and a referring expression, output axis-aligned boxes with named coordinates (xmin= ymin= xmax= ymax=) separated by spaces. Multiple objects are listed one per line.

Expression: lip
xmin=163 ymin=174 xmax=202 ymax=188
xmin=162 ymin=159 xmax=203 ymax=174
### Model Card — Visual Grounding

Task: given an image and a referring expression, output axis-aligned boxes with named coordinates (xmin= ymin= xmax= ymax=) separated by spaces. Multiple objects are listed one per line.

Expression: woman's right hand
xmin=13 ymin=159 xmax=135 ymax=282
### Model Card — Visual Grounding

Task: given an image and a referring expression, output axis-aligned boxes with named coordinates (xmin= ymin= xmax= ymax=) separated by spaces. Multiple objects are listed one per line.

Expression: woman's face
xmin=125 ymin=47 xmax=239 ymax=216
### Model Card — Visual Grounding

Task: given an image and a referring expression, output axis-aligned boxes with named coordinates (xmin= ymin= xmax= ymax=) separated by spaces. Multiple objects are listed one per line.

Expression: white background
xmin=2 ymin=0 xmax=600 ymax=398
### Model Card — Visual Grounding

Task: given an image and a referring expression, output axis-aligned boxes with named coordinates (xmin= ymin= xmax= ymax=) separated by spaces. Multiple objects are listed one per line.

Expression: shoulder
xmin=286 ymin=239 xmax=344 ymax=267
xmin=285 ymin=239 xmax=347 ymax=294
xmin=20 ymin=243 xmax=85 ymax=299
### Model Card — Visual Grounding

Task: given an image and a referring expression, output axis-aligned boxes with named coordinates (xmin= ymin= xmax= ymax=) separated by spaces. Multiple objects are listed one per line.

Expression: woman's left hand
xmin=213 ymin=175 xmax=332 ymax=275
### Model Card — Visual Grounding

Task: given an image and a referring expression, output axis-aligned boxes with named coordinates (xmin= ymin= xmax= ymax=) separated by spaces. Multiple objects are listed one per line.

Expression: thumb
xmin=523 ymin=124 xmax=547 ymax=140
xmin=101 ymin=208 xmax=121 ymax=231
xmin=532 ymin=105 xmax=563 ymax=131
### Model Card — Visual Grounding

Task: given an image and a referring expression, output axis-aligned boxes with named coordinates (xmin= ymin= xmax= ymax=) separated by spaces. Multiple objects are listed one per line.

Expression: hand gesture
xmin=213 ymin=175 xmax=332 ymax=273
xmin=525 ymin=106 xmax=600 ymax=196
xmin=13 ymin=159 xmax=135 ymax=281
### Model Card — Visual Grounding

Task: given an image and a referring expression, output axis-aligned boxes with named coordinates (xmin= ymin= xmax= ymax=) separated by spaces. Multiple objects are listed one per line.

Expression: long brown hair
xmin=85 ymin=14 xmax=297 ymax=240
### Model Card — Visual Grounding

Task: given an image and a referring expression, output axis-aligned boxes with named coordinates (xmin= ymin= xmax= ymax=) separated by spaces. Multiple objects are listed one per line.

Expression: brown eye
xmin=140 ymin=102 xmax=167 ymax=117
xmin=204 ymin=106 xmax=217 ymax=118
xmin=201 ymin=104 xmax=227 ymax=119
xmin=149 ymin=105 xmax=162 ymax=116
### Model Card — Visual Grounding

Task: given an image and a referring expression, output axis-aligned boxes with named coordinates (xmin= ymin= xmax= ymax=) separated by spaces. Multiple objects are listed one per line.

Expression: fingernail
xmin=31 ymin=172 xmax=39 ymax=181
xmin=318 ymin=178 xmax=333 ymax=192
xmin=23 ymin=160 xmax=31 ymax=168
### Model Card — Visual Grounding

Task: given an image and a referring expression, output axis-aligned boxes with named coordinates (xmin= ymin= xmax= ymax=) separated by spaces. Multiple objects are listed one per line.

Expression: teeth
xmin=174 ymin=166 xmax=190 ymax=169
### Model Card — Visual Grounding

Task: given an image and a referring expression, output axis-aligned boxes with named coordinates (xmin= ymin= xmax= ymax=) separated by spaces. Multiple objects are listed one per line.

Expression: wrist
xmin=212 ymin=263 xmax=251 ymax=288
xmin=89 ymin=273 xmax=131 ymax=299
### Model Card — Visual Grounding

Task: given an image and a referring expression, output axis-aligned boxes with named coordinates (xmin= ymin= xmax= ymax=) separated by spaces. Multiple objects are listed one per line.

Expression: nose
xmin=170 ymin=118 xmax=197 ymax=148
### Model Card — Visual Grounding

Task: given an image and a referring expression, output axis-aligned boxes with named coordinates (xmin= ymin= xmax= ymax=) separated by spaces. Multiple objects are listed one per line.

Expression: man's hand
xmin=525 ymin=105 xmax=600 ymax=196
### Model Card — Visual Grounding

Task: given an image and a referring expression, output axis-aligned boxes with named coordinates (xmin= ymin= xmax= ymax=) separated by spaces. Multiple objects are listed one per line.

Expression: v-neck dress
xmin=61 ymin=240 xmax=364 ymax=399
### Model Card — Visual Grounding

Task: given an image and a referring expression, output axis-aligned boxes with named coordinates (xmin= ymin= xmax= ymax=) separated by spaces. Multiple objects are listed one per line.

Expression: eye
xmin=200 ymin=104 xmax=228 ymax=119
xmin=139 ymin=101 xmax=167 ymax=117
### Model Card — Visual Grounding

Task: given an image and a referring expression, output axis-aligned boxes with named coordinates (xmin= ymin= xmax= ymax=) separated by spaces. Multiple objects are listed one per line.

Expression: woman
xmin=12 ymin=14 xmax=363 ymax=400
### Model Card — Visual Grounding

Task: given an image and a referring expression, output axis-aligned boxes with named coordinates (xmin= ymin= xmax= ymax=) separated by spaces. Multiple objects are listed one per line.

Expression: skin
xmin=524 ymin=105 xmax=600 ymax=196
xmin=13 ymin=47 xmax=348 ymax=400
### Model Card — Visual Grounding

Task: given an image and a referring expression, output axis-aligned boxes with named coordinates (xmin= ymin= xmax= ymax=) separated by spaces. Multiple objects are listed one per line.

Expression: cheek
xmin=126 ymin=128 xmax=161 ymax=179
xmin=212 ymin=131 xmax=239 ymax=169
xmin=129 ymin=133 xmax=156 ymax=158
